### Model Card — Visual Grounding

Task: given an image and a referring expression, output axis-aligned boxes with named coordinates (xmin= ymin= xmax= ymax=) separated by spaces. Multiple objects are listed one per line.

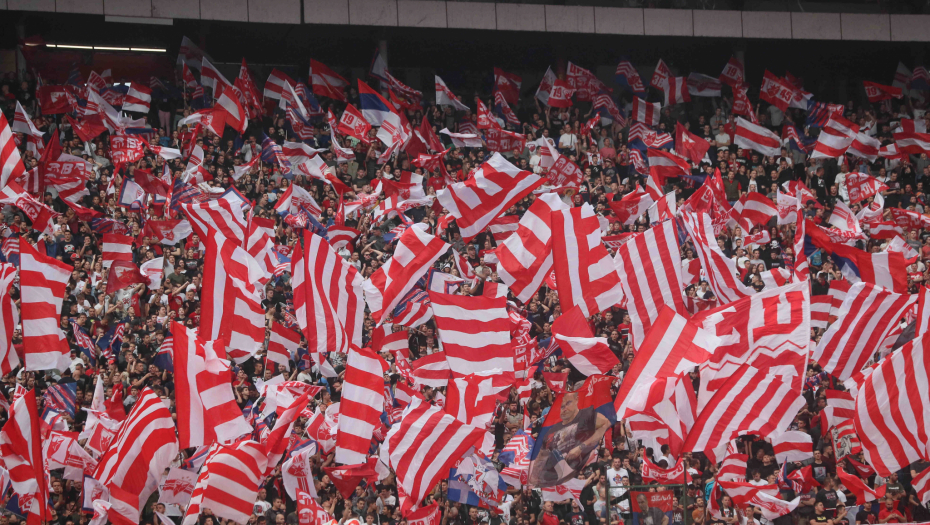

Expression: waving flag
xmin=734 ymin=117 xmax=781 ymax=157
xmin=21 ymin=241 xmax=71 ymax=371
xmin=310 ymin=59 xmax=348 ymax=102
xmin=615 ymin=59 xmax=646 ymax=96
xmin=358 ymin=79 xmax=393 ymax=126
xmin=438 ymin=153 xmax=544 ymax=241
xmin=494 ymin=68 xmax=522 ymax=105
xmin=632 ymin=97 xmax=660 ymax=126
xmin=719 ymin=56 xmax=745 ymax=87
xmin=0 ymin=389 xmax=48 ymax=523
xmin=386 ymin=398 xmax=485 ymax=514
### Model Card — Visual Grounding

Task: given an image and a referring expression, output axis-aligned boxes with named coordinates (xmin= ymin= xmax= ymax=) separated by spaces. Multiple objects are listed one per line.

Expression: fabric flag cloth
xmin=122 ymin=83 xmax=152 ymax=113
xmin=681 ymin=212 xmax=756 ymax=305
xmin=181 ymin=440 xmax=268 ymax=525
xmin=648 ymin=148 xmax=690 ymax=185
xmin=197 ymin=228 xmax=265 ymax=363
xmin=335 ymin=346 xmax=388 ymax=464
xmin=609 ymin=186 xmax=654 ymax=226
xmin=854 ymin=329 xmax=930 ymax=477
xmin=681 ymin=365 xmax=806 ymax=463
xmin=437 ymin=153 xmax=544 ymax=241
xmin=20 ymin=241 xmax=72 ymax=371
xmin=719 ymin=56 xmax=745 ymax=87
xmin=864 ymin=81 xmax=902 ymax=102
xmin=837 ymin=468 xmax=886 ymax=503
xmin=429 ymin=292 xmax=514 ymax=377
xmin=310 ymin=59 xmax=348 ymax=102
xmin=631 ymin=97 xmax=660 ymax=126
xmin=171 ymin=322 xmax=252 ymax=449
xmin=358 ymin=79 xmax=393 ymax=127
xmin=267 ymin=322 xmax=300 ymax=370
xmin=692 ymin=281 xmax=810 ymax=406
xmin=292 ymin=231 xmax=364 ymax=358
xmin=613 ymin=220 xmax=689 ymax=347
xmin=528 ymin=375 xmax=615 ymax=487
xmin=496 ymin=193 xmax=568 ymax=303
xmin=385 ymin=398 xmax=485 ymax=514
xmin=675 ymin=122 xmax=711 ymax=164
xmin=812 ymin=116 xmax=859 ymax=158
xmin=101 ymin=233 xmax=134 ymax=268
xmin=1 ymin=113 xmax=28 ymax=189
xmin=94 ymin=388 xmax=179 ymax=525
xmin=613 ymin=306 xmax=716 ymax=418
xmin=734 ymin=117 xmax=781 ymax=157
xmin=435 ymin=76 xmax=470 ymax=111
xmin=812 ymin=281 xmax=916 ymax=381
xmin=551 ymin=203 xmax=625 ymax=317
xmin=0 ymin=263 xmax=19 ymax=376
xmin=363 ymin=226 xmax=449 ymax=325
xmin=551 ymin=305 xmax=620 ymax=376
xmin=0 ymin=388 xmax=49 ymax=524
xmin=769 ymin=431 xmax=813 ymax=463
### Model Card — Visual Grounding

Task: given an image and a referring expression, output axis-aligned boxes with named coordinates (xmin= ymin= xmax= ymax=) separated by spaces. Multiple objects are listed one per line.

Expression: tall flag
xmin=494 ymin=68 xmax=522 ymax=105
xmin=429 ymin=292 xmax=514 ymax=377
xmin=0 ymin=113 xmax=26 ymax=189
xmin=172 ymin=322 xmax=253 ymax=449
xmin=94 ymin=388 xmax=179 ymax=525
xmin=20 ymin=241 xmax=71 ymax=371
xmin=0 ymin=264 xmax=18 ymax=376
xmin=292 ymin=231 xmax=364 ymax=363
xmin=615 ymin=59 xmax=646 ymax=97
xmin=335 ymin=346 xmax=388 ymax=464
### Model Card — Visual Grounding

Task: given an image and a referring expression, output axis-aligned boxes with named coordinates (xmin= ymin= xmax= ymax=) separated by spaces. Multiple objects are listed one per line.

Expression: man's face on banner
xmin=560 ymin=393 xmax=579 ymax=424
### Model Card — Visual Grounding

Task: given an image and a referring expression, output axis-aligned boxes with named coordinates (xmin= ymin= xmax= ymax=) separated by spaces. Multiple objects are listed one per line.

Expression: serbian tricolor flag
xmin=358 ymin=79 xmax=392 ymax=127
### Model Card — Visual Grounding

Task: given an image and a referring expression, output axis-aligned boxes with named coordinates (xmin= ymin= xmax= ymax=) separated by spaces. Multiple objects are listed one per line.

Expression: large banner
xmin=631 ymin=490 xmax=673 ymax=525
xmin=527 ymin=375 xmax=616 ymax=487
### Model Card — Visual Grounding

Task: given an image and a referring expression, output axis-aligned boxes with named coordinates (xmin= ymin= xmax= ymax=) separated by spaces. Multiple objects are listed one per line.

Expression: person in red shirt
xmin=878 ymin=496 xmax=905 ymax=524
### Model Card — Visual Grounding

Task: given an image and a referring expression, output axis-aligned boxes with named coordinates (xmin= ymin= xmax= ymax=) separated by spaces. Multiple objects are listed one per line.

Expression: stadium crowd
xmin=0 ymin=51 xmax=927 ymax=525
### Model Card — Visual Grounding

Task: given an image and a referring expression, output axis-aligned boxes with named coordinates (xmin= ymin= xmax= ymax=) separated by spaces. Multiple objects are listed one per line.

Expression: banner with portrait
xmin=527 ymin=375 xmax=616 ymax=488
xmin=631 ymin=490 xmax=673 ymax=525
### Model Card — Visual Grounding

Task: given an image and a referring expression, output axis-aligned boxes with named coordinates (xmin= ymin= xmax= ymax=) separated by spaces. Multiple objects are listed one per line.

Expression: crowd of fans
xmin=0 ymin=60 xmax=928 ymax=525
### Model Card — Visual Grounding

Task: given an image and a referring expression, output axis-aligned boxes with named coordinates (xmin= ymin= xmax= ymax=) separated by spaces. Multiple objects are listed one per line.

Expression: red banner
xmin=485 ymin=128 xmax=526 ymax=153
xmin=407 ymin=502 xmax=441 ymax=525
xmin=547 ymin=155 xmax=584 ymax=188
xmin=641 ymin=456 xmax=690 ymax=485
xmin=109 ymin=134 xmax=146 ymax=169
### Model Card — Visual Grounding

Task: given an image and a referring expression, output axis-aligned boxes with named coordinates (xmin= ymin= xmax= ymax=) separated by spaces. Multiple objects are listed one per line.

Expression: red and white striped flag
xmin=854 ymin=329 xmax=930 ymax=476
xmin=0 ymin=388 xmax=49 ymax=523
xmin=429 ymin=292 xmax=513 ymax=377
xmin=268 ymin=322 xmax=300 ymax=370
xmin=552 ymin=203 xmax=624 ymax=317
xmin=631 ymin=97 xmax=660 ymax=126
xmin=682 ymin=365 xmax=805 ymax=463
xmin=734 ymin=117 xmax=781 ymax=157
xmin=0 ymin=113 xmax=26 ymax=189
xmin=94 ymin=388 xmax=179 ymax=523
xmin=663 ymin=76 xmax=691 ymax=106
xmin=437 ymin=153 xmax=544 ymax=241
xmin=363 ymin=226 xmax=449 ymax=324
xmin=445 ymin=370 xmax=513 ymax=426
xmin=717 ymin=451 xmax=748 ymax=482
xmin=172 ymin=322 xmax=252 ymax=448
xmin=551 ymin=305 xmax=620 ymax=376
xmin=0 ymin=264 xmax=18 ymax=376
xmin=913 ymin=465 xmax=930 ymax=505
xmin=180 ymin=197 xmax=248 ymax=244
xmin=336 ymin=346 xmax=388 ymax=464
xmin=822 ymin=389 xmax=856 ymax=429
xmin=614 ymin=220 xmax=689 ymax=347
xmin=101 ymin=233 xmax=134 ymax=268
xmin=813 ymin=281 xmax=916 ymax=380
xmin=692 ymin=281 xmax=810 ymax=404
xmin=264 ymin=68 xmax=296 ymax=100
xmin=488 ymin=215 xmax=520 ymax=243
xmin=810 ymin=294 xmax=831 ymax=329
xmin=848 ymin=133 xmax=881 ymax=162
xmin=894 ymin=130 xmax=930 ymax=154
xmin=731 ymin=193 xmax=777 ymax=230
xmin=719 ymin=56 xmax=744 ymax=87
xmin=310 ymin=59 xmax=348 ymax=102
xmin=614 ymin=306 xmax=715 ymax=417
xmin=496 ymin=193 xmax=567 ymax=302
xmin=21 ymin=241 xmax=72 ymax=371
xmin=122 ymin=83 xmax=152 ymax=113
xmin=609 ymin=185 xmax=654 ymax=226
xmin=199 ymin=229 xmax=265 ymax=363
xmin=681 ymin=212 xmax=755 ymax=305
xmin=768 ymin=431 xmax=813 ymax=463
xmin=386 ymin=398 xmax=485 ymax=514
xmin=410 ymin=351 xmax=451 ymax=389
xmin=214 ymin=82 xmax=248 ymax=135
xmin=647 ymin=148 xmax=690 ymax=185
xmin=181 ymin=441 xmax=268 ymax=525
xmin=292 ymin=231 xmax=364 ymax=357
xmin=812 ymin=116 xmax=859 ymax=158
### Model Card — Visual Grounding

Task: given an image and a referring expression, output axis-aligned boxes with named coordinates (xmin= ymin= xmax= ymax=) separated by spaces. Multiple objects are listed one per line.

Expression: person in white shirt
xmin=715 ymin=126 xmax=731 ymax=147
xmin=606 ymin=456 xmax=630 ymax=499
